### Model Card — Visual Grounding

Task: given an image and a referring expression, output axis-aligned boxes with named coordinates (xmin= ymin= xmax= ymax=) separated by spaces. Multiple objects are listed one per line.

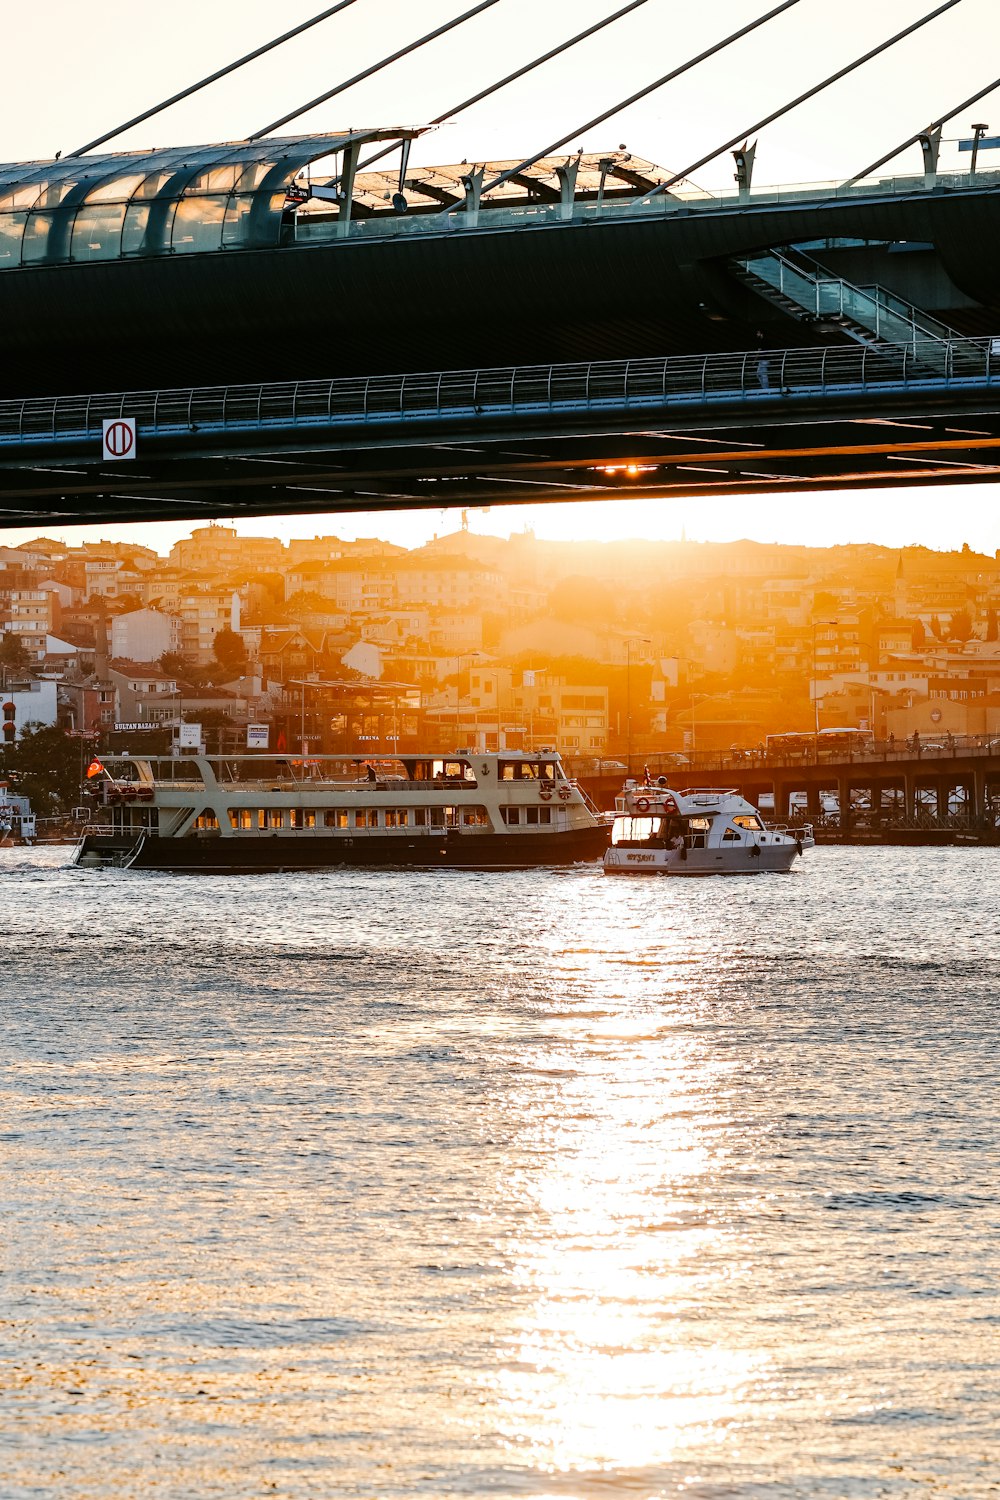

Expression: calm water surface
xmin=1 ymin=846 xmax=998 ymax=1499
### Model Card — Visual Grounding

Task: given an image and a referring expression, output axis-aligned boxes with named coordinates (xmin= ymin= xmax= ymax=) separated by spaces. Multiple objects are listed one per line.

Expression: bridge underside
xmin=5 ymin=145 xmax=1000 ymax=527
xmin=2 ymin=341 xmax=1000 ymax=527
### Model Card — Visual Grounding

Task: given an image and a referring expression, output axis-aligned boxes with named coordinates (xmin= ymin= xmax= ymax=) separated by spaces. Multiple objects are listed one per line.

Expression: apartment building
xmin=1 ymin=589 xmax=54 ymax=659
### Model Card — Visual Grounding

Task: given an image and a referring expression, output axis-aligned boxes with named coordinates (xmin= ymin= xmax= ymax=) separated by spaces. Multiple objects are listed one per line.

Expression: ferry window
xmin=502 ymin=807 xmax=520 ymax=825
xmin=355 ymin=809 xmax=378 ymax=828
xmin=230 ymin=809 xmax=254 ymax=830
xmin=539 ymin=806 xmax=551 ymax=824
xmin=462 ymin=807 xmax=489 ymax=827
xmin=723 ymin=828 xmax=741 ymax=842
xmin=733 ymin=815 xmax=762 ymax=830
xmin=414 ymin=809 xmax=427 ymax=826
xmin=304 ymin=811 xmax=316 ymax=830
xmin=541 ymin=763 xmax=556 ymax=781
xmin=290 ymin=809 xmax=304 ymax=830
xmin=257 ymin=809 xmax=267 ymax=829
xmin=689 ymin=817 xmax=711 ymax=831
xmin=195 ymin=810 xmax=219 ymax=831
xmin=445 ymin=807 xmax=460 ymax=828
xmin=434 ymin=760 xmax=475 ymax=782
xmin=430 ymin=808 xmax=445 ymax=827
xmin=267 ymin=809 xmax=283 ymax=829
xmin=385 ymin=809 xmax=408 ymax=828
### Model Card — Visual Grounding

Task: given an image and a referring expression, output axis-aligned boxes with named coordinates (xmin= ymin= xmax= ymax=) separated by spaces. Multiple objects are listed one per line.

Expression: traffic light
xmin=2 ymin=701 xmax=15 ymax=744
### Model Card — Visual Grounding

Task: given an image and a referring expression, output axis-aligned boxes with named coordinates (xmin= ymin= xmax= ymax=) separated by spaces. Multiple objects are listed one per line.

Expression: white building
xmin=1 ymin=678 xmax=59 ymax=742
xmin=110 ymin=608 xmax=179 ymax=663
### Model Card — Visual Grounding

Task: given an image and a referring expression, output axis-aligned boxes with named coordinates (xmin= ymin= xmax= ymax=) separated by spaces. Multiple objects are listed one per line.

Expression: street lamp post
xmin=625 ymin=636 xmax=651 ymax=775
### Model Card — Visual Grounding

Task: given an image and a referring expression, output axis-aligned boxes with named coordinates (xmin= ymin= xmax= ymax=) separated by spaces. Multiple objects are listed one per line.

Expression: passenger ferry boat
xmin=74 ymin=749 xmax=609 ymax=873
xmin=0 ymin=782 xmax=36 ymax=846
xmin=603 ymin=780 xmax=811 ymax=876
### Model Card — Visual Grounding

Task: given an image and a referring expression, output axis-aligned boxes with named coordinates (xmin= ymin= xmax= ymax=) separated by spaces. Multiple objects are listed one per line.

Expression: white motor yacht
xmin=603 ymin=779 xmax=811 ymax=876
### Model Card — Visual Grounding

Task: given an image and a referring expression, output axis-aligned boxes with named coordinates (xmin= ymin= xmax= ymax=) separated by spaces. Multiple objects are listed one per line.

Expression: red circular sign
xmin=105 ymin=421 xmax=135 ymax=458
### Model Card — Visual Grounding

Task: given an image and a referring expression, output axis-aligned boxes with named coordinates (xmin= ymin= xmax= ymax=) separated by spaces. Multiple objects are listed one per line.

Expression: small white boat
xmin=603 ymin=780 xmax=811 ymax=877
xmin=0 ymin=781 xmax=36 ymax=846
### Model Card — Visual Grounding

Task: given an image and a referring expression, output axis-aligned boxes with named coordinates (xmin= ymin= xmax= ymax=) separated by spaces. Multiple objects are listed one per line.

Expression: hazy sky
xmin=4 ymin=0 xmax=1000 ymax=554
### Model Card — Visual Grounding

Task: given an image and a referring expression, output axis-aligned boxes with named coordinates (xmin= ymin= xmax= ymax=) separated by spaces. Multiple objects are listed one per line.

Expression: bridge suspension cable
xmin=249 ymin=0 xmax=501 ymax=140
xmin=847 ymin=74 xmax=1000 ymax=185
xmin=633 ymin=0 xmax=966 ymax=203
xmin=348 ymin=0 xmax=654 ymax=180
xmin=68 ymin=0 xmax=363 ymax=157
xmin=439 ymin=0 xmax=803 ymax=212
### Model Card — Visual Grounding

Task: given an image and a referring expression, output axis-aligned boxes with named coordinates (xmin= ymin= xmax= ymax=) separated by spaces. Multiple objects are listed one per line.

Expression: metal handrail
xmin=1 ymin=336 xmax=998 ymax=451
xmin=739 ymin=249 xmax=959 ymax=350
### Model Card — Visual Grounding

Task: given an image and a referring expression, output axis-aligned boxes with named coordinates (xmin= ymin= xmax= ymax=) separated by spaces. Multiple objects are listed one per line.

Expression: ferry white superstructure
xmin=74 ymin=749 xmax=609 ymax=873
xmin=603 ymin=780 xmax=810 ymax=876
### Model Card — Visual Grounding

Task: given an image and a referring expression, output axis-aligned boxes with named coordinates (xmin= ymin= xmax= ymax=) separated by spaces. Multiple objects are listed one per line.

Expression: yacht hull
xmin=604 ymin=845 xmax=801 ymax=876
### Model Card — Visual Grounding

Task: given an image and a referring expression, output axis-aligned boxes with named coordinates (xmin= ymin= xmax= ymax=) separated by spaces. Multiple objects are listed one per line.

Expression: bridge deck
xmin=2 ymin=338 xmax=1000 ymax=527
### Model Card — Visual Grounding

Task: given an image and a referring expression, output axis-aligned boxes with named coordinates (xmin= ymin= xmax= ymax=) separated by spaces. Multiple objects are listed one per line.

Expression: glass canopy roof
xmin=0 ymin=129 xmax=420 ymax=271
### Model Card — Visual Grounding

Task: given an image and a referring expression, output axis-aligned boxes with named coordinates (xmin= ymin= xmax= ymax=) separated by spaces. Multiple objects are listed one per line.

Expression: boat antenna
xmin=68 ymin=0 xmax=364 ymax=157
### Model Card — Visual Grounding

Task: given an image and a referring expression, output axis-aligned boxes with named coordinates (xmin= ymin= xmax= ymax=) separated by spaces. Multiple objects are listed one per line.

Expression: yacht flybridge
xmin=603 ymin=780 xmax=811 ymax=877
xmin=74 ymin=750 xmax=609 ymax=873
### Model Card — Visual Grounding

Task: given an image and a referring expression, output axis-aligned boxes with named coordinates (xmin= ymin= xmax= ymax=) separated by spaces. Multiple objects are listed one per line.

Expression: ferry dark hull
xmin=76 ymin=826 xmax=610 ymax=873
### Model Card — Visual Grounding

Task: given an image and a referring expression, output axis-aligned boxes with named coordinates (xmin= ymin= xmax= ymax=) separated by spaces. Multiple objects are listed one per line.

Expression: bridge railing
xmin=2 ymin=337 xmax=998 ymax=450
xmin=293 ymin=167 xmax=1000 ymax=246
xmin=626 ymin=735 xmax=1000 ymax=778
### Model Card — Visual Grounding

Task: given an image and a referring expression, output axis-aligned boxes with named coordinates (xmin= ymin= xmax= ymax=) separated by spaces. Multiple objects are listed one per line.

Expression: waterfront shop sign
xmin=114 ymin=722 xmax=158 ymax=732
xmin=247 ymin=723 xmax=269 ymax=750
xmin=102 ymin=418 xmax=137 ymax=461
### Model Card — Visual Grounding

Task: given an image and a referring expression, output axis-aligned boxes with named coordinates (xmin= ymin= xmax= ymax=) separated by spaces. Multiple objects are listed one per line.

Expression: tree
xmin=987 ymin=609 xmax=998 ymax=643
xmin=1 ymin=724 xmax=83 ymax=817
xmin=912 ymin=617 xmax=927 ymax=650
xmin=929 ymin=615 xmax=943 ymax=641
xmin=0 ymin=631 xmax=32 ymax=682
xmin=158 ymin=651 xmax=192 ymax=678
xmin=948 ymin=609 xmax=973 ymax=643
xmin=212 ymin=626 xmax=248 ymax=674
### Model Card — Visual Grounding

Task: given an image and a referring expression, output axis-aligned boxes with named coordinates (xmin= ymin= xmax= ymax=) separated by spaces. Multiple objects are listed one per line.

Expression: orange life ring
xmin=540 ymin=790 xmax=552 ymax=801
xmin=558 ymin=787 xmax=571 ymax=800
xmin=636 ymin=797 xmax=650 ymax=813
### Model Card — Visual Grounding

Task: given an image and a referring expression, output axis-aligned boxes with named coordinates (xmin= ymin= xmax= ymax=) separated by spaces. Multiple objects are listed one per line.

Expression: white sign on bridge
xmin=102 ymin=417 xmax=137 ymax=462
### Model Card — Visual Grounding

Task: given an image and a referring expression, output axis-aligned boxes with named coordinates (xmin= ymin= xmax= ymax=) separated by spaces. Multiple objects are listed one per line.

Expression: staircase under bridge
xmin=731 ymin=248 xmax=982 ymax=375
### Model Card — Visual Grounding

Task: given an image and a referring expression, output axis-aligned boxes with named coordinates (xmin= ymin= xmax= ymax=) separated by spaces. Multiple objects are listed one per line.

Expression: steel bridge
xmin=4 ymin=3 xmax=1000 ymax=527
xmin=3 ymin=337 xmax=1000 ymax=526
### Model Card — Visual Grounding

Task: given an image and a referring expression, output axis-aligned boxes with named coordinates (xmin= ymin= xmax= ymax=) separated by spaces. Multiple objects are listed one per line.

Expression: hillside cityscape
xmin=4 ymin=519 xmax=1000 ymax=811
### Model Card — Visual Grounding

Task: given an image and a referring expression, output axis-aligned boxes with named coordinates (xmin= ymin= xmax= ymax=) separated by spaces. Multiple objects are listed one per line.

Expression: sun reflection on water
xmin=482 ymin=1006 xmax=765 ymax=1479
